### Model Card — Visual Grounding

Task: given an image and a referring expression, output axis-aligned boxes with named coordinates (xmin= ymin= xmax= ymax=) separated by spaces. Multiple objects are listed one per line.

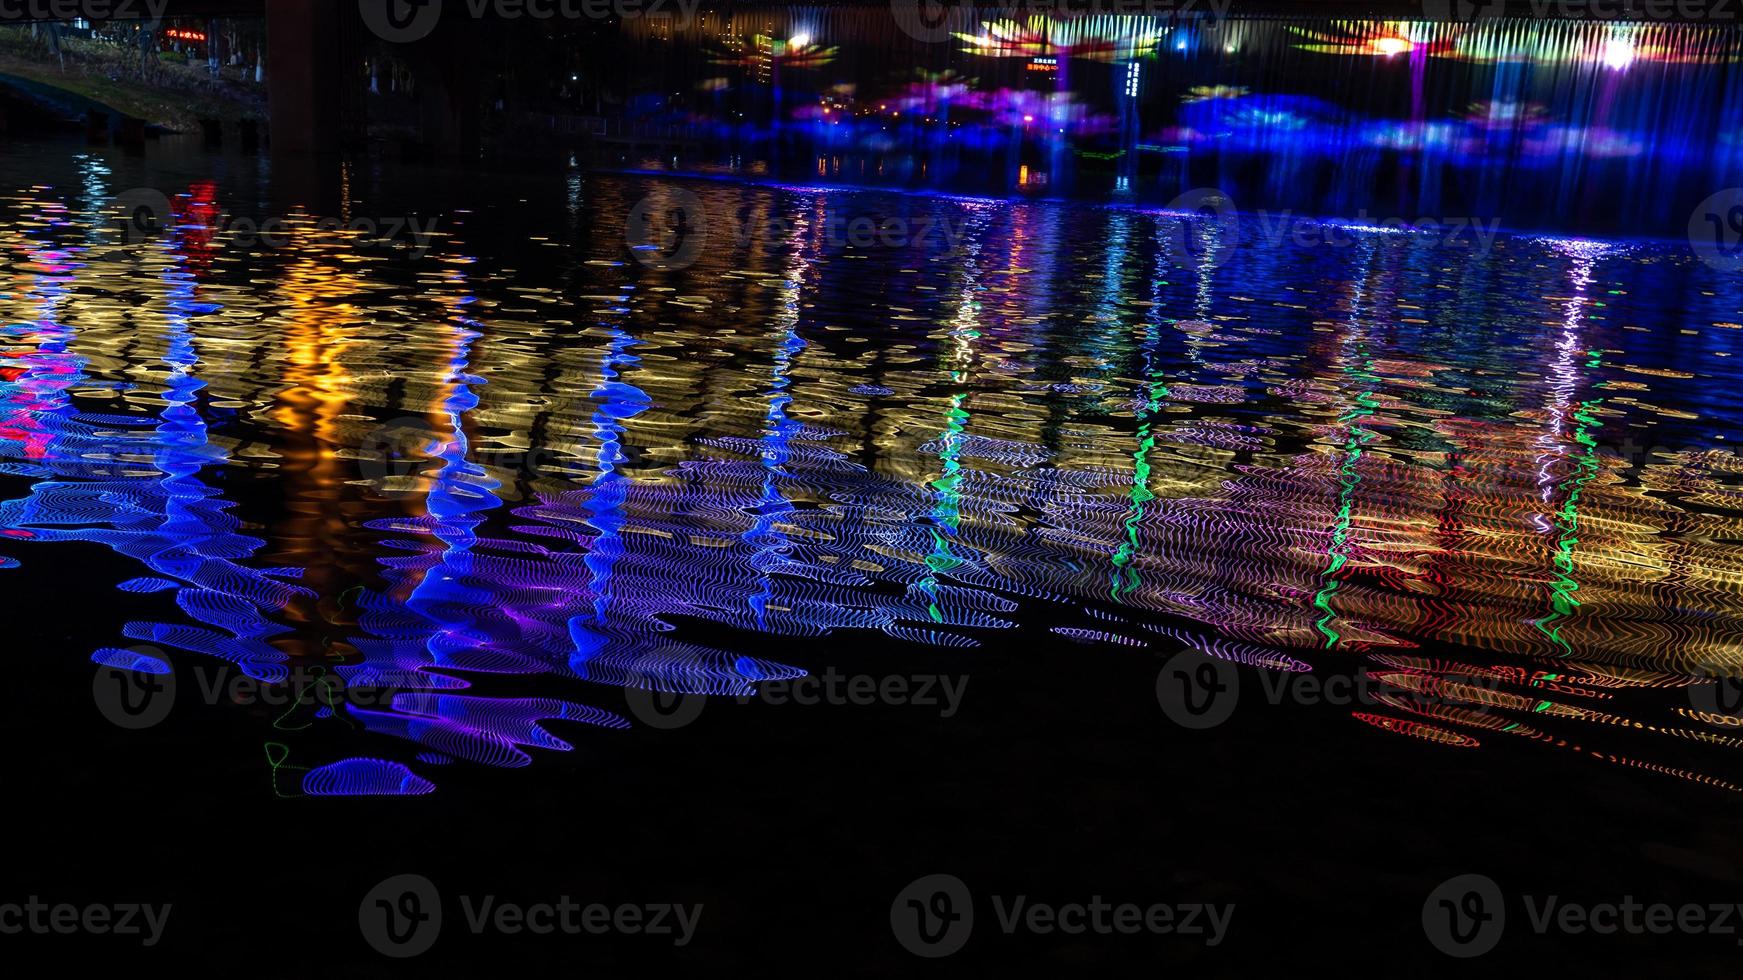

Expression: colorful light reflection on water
xmin=5 ymin=148 xmax=1743 ymax=797
xmin=602 ymin=11 xmax=1743 ymax=236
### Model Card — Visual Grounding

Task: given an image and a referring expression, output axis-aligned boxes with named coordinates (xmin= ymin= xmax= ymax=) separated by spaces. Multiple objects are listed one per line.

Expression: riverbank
xmin=0 ymin=29 xmax=262 ymax=133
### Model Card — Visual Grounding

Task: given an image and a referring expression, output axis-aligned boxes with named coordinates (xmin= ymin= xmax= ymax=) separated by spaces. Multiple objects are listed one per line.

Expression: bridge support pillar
xmin=266 ymin=0 xmax=345 ymax=157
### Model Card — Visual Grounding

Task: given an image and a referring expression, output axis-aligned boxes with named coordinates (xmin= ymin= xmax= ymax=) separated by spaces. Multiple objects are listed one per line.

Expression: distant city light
xmin=1601 ymin=37 xmax=1637 ymax=70
xmin=1372 ymin=36 xmax=1410 ymax=57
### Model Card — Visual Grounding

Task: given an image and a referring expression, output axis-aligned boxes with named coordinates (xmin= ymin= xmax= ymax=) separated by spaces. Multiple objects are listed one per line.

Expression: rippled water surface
xmin=8 ymin=142 xmax=1743 ymax=796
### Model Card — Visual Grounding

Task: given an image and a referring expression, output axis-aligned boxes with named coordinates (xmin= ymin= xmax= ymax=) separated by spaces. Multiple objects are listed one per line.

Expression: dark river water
xmin=5 ymin=137 xmax=1743 ymax=973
